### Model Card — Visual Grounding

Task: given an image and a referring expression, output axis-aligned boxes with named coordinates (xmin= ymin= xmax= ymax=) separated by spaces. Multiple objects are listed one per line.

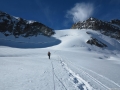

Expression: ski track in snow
xmin=51 ymin=60 xmax=68 ymax=90
xmin=58 ymin=57 xmax=93 ymax=90
xmin=51 ymin=51 xmax=93 ymax=90
xmin=58 ymin=55 xmax=120 ymax=90
xmin=62 ymin=58 xmax=110 ymax=90
xmin=50 ymin=57 xmax=68 ymax=90
xmin=51 ymin=61 xmax=67 ymax=90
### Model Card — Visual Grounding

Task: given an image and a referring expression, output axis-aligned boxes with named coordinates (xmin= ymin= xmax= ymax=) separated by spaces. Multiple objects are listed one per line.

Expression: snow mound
xmin=50 ymin=29 xmax=120 ymax=53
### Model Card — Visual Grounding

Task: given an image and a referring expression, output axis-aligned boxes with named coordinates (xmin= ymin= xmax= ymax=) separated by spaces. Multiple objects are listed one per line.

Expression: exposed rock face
xmin=111 ymin=19 xmax=120 ymax=26
xmin=0 ymin=11 xmax=54 ymax=38
xmin=87 ymin=37 xmax=107 ymax=48
xmin=71 ymin=17 xmax=120 ymax=39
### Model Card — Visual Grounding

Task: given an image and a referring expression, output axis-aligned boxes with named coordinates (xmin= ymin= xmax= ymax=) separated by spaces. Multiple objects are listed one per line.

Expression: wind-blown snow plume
xmin=66 ymin=3 xmax=94 ymax=23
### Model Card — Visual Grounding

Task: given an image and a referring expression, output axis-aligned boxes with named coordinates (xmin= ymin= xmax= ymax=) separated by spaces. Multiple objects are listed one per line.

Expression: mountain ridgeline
xmin=71 ymin=17 xmax=120 ymax=39
xmin=0 ymin=11 xmax=54 ymax=38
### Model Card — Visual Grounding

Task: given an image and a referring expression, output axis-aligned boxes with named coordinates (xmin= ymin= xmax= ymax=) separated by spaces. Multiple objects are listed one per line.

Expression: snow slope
xmin=0 ymin=29 xmax=120 ymax=90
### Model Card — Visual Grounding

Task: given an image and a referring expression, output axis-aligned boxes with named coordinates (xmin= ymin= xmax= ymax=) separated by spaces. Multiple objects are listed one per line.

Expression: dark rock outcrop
xmin=0 ymin=11 xmax=54 ymax=38
xmin=87 ymin=37 xmax=107 ymax=48
xmin=71 ymin=17 xmax=120 ymax=39
xmin=111 ymin=19 xmax=120 ymax=26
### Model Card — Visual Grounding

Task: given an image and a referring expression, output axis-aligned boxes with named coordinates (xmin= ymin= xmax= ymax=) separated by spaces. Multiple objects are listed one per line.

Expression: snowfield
xmin=0 ymin=29 xmax=120 ymax=90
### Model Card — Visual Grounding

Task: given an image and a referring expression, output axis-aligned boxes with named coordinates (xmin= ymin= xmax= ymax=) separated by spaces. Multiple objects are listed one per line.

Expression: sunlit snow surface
xmin=0 ymin=29 xmax=120 ymax=90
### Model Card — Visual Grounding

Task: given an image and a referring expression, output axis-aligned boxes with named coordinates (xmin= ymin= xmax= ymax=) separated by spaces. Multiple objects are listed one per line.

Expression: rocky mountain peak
xmin=0 ymin=11 xmax=55 ymax=38
xmin=71 ymin=17 xmax=120 ymax=39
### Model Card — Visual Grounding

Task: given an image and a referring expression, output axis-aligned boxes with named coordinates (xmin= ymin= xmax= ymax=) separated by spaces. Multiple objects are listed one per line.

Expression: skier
xmin=48 ymin=51 xmax=51 ymax=59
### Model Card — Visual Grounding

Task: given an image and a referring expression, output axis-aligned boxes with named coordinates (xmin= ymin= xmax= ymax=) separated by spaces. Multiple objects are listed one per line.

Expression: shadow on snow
xmin=0 ymin=37 xmax=61 ymax=48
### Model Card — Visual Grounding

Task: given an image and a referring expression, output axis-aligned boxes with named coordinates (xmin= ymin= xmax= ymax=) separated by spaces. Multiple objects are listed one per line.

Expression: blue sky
xmin=0 ymin=0 xmax=120 ymax=30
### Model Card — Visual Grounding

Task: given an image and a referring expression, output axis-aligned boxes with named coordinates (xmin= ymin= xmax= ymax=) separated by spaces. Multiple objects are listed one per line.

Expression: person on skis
xmin=48 ymin=51 xmax=51 ymax=59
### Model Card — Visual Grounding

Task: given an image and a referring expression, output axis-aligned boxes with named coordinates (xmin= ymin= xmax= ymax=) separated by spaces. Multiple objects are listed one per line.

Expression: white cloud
xmin=66 ymin=3 xmax=94 ymax=23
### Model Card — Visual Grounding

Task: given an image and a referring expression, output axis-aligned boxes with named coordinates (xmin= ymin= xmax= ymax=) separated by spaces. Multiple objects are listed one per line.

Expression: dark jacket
xmin=48 ymin=52 xmax=51 ymax=56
